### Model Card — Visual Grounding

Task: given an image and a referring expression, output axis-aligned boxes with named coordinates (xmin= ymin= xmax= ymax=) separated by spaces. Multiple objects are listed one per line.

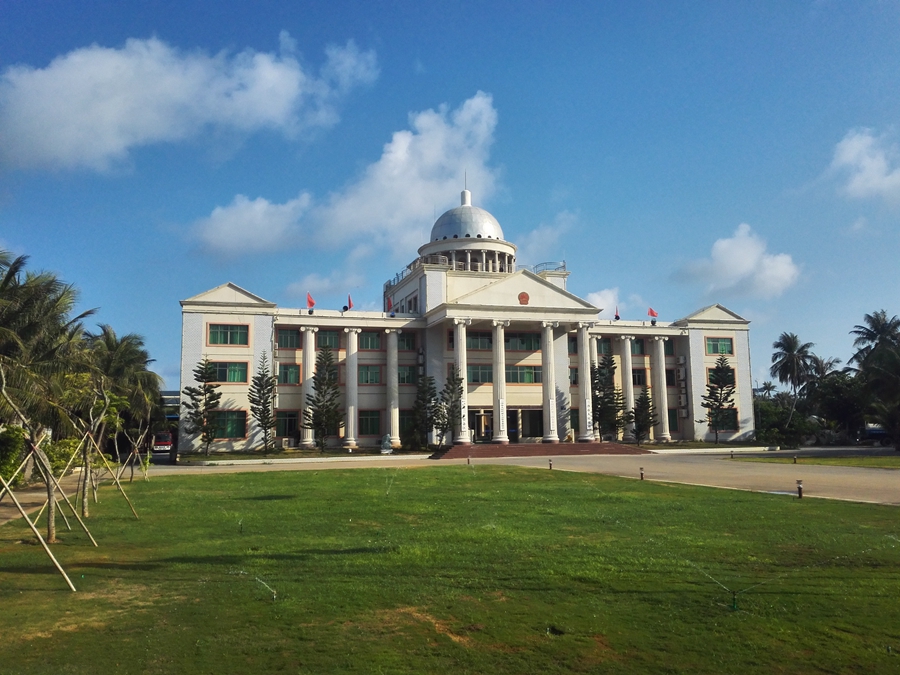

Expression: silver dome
xmin=429 ymin=190 xmax=504 ymax=241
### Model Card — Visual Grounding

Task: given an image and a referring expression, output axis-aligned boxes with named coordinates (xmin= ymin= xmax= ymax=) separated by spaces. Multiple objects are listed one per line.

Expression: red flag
xmin=648 ymin=307 xmax=658 ymax=318
xmin=347 ymin=294 xmax=353 ymax=310
xmin=614 ymin=305 xmax=620 ymax=320
xmin=306 ymin=292 xmax=315 ymax=309
xmin=387 ymin=296 xmax=393 ymax=311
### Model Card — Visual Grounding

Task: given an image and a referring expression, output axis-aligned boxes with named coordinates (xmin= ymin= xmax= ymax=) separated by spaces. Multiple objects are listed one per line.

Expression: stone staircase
xmin=430 ymin=442 xmax=651 ymax=460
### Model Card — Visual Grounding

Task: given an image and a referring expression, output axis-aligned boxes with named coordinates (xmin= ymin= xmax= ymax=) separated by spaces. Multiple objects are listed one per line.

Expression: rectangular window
xmin=664 ymin=340 xmax=675 ymax=356
xmin=398 ymin=365 xmax=417 ymax=385
xmin=568 ymin=335 xmax=578 ymax=354
xmin=359 ymin=331 xmax=382 ymax=350
xmin=667 ymin=408 xmax=679 ymax=433
xmin=466 ymin=331 xmax=492 ymax=350
xmin=278 ymin=364 xmax=300 ymax=385
xmin=708 ymin=367 xmax=736 ymax=386
xmin=569 ymin=367 xmax=578 ymax=386
xmin=276 ymin=329 xmax=300 ymax=349
xmin=398 ymin=333 xmax=416 ymax=351
xmin=598 ymin=338 xmax=612 ymax=355
xmin=706 ymin=337 xmax=734 ymax=355
xmin=318 ymin=330 xmax=340 ymax=349
xmin=359 ymin=365 xmax=381 ymax=384
xmin=359 ymin=410 xmax=381 ymax=436
xmin=505 ymin=365 xmax=542 ymax=383
xmin=570 ymin=409 xmax=580 ymax=435
xmin=211 ymin=362 xmax=247 ymax=383
xmin=504 ymin=332 xmax=540 ymax=351
xmin=711 ymin=408 xmax=739 ymax=431
xmin=399 ymin=410 xmax=415 ymax=435
xmin=447 ymin=330 xmax=454 ymax=350
xmin=467 ymin=364 xmax=493 ymax=383
xmin=631 ymin=338 xmax=645 ymax=356
xmin=276 ymin=411 xmax=298 ymax=438
xmin=665 ymin=368 xmax=676 ymax=387
xmin=208 ymin=324 xmax=248 ymax=345
xmin=212 ymin=411 xmax=247 ymax=439
xmin=632 ymin=369 xmax=646 ymax=387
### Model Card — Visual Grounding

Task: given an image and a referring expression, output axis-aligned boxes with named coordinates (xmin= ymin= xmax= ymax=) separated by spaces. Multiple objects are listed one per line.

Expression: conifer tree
xmin=248 ymin=351 xmax=277 ymax=453
xmin=700 ymin=355 xmax=736 ymax=444
xmin=408 ymin=374 xmax=437 ymax=451
xmin=182 ymin=358 xmax=223 ymax=456
xmin=591 ymin=354 xmax=633 ymax=440
xmin=632 ymin=387 xmax=658 ymax=446
xmin=303 ymin=346 xmax=342 ymax=451
xmin=434 ymin=366 xmax=463 ymax=449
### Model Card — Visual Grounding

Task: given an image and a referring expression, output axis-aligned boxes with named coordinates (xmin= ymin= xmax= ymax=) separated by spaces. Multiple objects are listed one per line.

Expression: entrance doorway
xmin=469 ymin=410 xmax=494 ymax=442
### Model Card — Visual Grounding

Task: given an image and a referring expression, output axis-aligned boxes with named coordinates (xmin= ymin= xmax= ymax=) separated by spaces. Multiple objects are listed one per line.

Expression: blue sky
xmin=2 ymin=1 xmax=899 ymax=389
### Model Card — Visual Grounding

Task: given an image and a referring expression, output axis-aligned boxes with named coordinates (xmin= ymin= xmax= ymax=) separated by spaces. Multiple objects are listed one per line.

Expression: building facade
xmin=179 ymin=190 xmax=754 ymax=451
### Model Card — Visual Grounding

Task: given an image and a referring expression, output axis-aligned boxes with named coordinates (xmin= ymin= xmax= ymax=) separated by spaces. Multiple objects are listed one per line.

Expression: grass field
xmin=1 ymin=466 xmax=898 ymax=674
xmin=735 ymin=456 xmax=900 ymax=469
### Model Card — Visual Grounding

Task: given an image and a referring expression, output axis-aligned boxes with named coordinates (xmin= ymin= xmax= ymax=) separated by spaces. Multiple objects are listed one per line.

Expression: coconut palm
xmin=758 ymin=381 xmax=776 ymax=399
xmin=770 ymin=332 xmax=815 ymax=426
xmin=850 ymin=310 xmax=900 ymax=366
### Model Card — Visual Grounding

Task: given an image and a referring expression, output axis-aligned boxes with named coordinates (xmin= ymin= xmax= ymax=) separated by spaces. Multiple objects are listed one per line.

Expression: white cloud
xmin=586 ymin=288 xmax=620 ymax=318
xmin=516 ymin=210 xmax=576 ymax=266
xmin=680 ymin=223 xmax=799 ymax=299
xmin=831 ymin=128 xmax=900 ymax=204
xmin=193 ymin=91 xmax=500 ymax=258
xmin=0 ymin=34 xmax=378 ymax=171
xmin=286 ymin=269 xmax=365 ymax=298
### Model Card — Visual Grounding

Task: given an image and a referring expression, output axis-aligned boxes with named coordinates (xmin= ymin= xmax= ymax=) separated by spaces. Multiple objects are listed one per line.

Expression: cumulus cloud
xmin=192 ymin=91 xmax=500 ymax=257
xmin=680 ymin=223 xmax=799 ymax=299
xmin=286 ymin=269 xmax=365 ymax=298
xmin=0 ymin=33 xmax=378 ymax=171
xmin=586 ymin=288 xmax=620 ymax=318
xmin=831 ymin=128 xmax=900 ymax=204
xmin=516 ymin=210 xmax=576 ymax=266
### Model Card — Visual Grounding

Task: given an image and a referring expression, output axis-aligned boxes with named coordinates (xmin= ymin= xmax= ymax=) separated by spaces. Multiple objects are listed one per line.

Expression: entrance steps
xmin=430 ymin=442 xmax=650 ymax=460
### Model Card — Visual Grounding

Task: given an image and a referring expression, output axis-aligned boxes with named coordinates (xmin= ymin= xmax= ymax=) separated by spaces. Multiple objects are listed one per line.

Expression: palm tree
xmin=850 ymin=310 xmax=900 ymax=366
xmin=770 ymin=332 xmax=815 ymax=427
xmin=801 ymin=354 xmax=842 ymax=403
xmin=758 ymin=381 xmax=776 ymax=399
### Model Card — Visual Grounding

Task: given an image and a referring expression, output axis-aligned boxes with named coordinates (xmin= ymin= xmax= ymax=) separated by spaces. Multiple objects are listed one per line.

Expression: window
xmin=276 ymin=411 xmax=298 ymax=437
xmin=447 ymin=330 xmax=454 ymax=350
xmin=708 ymin=367 xmax=735 ymax=386
xmin=598 ymin=338 xmax=612 ymax=355
xmin=706 ymin=337 xmax=734 ymax=355
xmin=505 ymin=332 xmax=540 ymax=351
xmin=278 ymin=364 xmax=300 ymax=385
xmin=631 ymin=339 xmax=645 ymax=355
xmin=211 ymin=362 xmax=247 ymax=383
xmin=569 ymin=367 xmax=578 ymax=386
xmin=467 ymin=364 xmax=493 ymax=383
xmin=212 ymin=411 xmax=246 ymax=439
xmin=667 ymin=408 xmax=679 ymax=433
xmin=665 ymin=369 xmax=676 ymax=387
xmin=359 ymin=365 xmax=381 ymax=384
xmin=399 ymin=410 xmax=415 ymax=436
xmin=359 ymin=331 xmax=381 ymax=350
xmin=398 ymin=365 xmax=417 ymax=385
xmin=318 ymin=330 xmax=340 ymax=349
xmin=466 ymin=331 xmax=492 ymax=350
xmin=506 ymin=365 xmax=542 ymax=383
xmin=208 ymin=324 xmax=248 ymax=345
xmin=664 ymin=340 xmax=675 ymax=356
xmin=570 ymin=409 xmax=580 ymax=435
xmin=277 ymin=329 xmax=300 ymax=349
xmin=568 ymin=335 xmax=578 ymax=354
xmin=398 ymin=333 xmax=416 ymax=351
xmin=359 ymin=411 xmax=381 ymax=436
xmin=632 ymin=369 xmax=646 ymax=386
xmin=711 ymin=408 xmax=739 ymax=431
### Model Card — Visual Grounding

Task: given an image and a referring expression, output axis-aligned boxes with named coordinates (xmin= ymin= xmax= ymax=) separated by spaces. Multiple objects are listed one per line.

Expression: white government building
xmin=179 ymin=190 xmax=754 ymax=451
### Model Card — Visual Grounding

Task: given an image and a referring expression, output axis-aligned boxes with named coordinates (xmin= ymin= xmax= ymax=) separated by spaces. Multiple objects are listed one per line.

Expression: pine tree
xmin=434 ymin=366 xmax=463 ymax=449
xmin=408 ymin=374 xmax=437 ymax=451
xmin=591 ymin=354 xmax=633 ymax=440
xmin=700 ymin=355 xmax=736 ymax=443
xmin=303 ymin=347 xmax=343 ymax=451
xmin=248 ymin=351 xmax=277 ymax=453
xmin=632 ymin=387 xmax=658 ymax=446
xmin=181 ymin=358 xmax=223 ymax=456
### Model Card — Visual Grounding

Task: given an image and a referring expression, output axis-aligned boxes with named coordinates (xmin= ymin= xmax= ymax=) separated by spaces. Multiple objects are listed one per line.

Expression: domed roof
xmin=430 ymin=190 xmax=504 ymax=242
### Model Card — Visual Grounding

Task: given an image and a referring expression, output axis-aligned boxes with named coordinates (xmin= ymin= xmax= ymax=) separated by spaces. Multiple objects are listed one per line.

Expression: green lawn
xmin=735 ymin=456 xmax=900 ymax=469
xmin=1 ymin=466 xmax=898 ymax=674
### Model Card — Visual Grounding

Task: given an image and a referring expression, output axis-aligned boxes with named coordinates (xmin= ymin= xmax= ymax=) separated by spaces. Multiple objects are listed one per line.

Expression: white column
xmin=493 ymin=250 xmax=499 ymax=273
xmin=541 ymin=321 xmax=559 ymax=443
xmin=492 ymin=320 xmax=509 ymax=444
xmin=454 ymin=319 xmax=471 ymax=444
xmin=654 ymin=337 xmax=671 ymax=441
xmin=465 ymin=251 xmax=471 ymax=270
xmin=450 ymin=251 xmax=457 ymax=269
xmin=620 ymin=336 xmax=635 ymax=441
xmin=386 ymin=329 xmax=401 ymax=448
xmin=300 ymin=327 xmax=318 ymax=448
xmin=589 ymin=334 xmax=600 ymax=440
xmin=481 ymin=250 xmax=487 ymax=271
xmin=343 ymin=328 xmax=361 ymax=449
xmin=577 ymin=323 xmax=594 ymax=442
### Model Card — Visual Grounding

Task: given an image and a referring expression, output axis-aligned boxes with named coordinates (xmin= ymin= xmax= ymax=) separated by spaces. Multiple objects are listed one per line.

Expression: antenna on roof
xmin=465 ymin=170 xmax=467 ymax=190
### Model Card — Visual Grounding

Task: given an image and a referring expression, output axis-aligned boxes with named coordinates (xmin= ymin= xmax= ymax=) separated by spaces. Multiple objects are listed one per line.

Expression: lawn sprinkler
xmin=549 ymin=459 xmax=553 ymax=470
xmin=793 ymin=455 xmax=797 ymax=464
xmin=796 ymin=479 xmax=803 ymax=499
xmin=640 ymin=467 xmax=644 ymax=480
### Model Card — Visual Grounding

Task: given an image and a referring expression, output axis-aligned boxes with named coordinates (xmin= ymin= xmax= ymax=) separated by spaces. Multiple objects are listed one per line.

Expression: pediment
xmin=448 ymin=271 xmax=597 ymax=312
xmin=181 ymin=282 xmax=274 ymax=307
xmin=673 ymin=303 xmax=748 ymax=325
